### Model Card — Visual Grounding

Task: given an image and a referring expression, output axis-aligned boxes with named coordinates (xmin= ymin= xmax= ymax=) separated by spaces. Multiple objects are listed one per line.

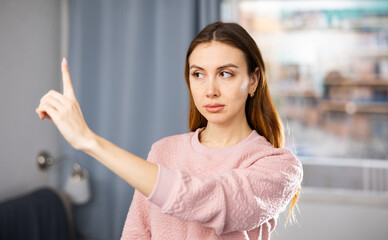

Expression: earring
xmin=250 ymin=92 xmax=254 ymax=98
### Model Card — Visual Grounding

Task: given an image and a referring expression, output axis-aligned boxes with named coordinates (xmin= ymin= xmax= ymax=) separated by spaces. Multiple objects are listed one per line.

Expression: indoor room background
xmin=1 ymin=0 xmax=387 ymax=239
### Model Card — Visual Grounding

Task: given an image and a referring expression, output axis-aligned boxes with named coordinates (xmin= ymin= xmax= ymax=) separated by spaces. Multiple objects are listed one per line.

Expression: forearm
xmin=36 ymin=59 xmax=158 ymax=197
xmin=82 ymin=132 xmax=158 ymax=197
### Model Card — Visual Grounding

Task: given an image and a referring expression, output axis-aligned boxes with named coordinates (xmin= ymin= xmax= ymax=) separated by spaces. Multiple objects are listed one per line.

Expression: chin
xmin=203 ymin=115 xmax=229 ymax=125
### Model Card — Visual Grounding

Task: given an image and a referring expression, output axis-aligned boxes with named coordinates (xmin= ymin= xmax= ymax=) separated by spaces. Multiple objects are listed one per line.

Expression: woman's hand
xmin=36 ymin=58 xmax=94 ymax=151
xmin=36 ymin=58 xmax=159 ymax=197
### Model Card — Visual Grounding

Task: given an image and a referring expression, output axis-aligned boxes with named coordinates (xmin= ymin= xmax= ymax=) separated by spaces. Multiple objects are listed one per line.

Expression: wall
xmin=0 ymin=0 xmax=62 ymax=202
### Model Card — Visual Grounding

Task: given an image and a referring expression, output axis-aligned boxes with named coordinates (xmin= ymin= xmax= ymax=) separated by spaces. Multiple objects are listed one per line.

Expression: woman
xmin=36 ymin=22 xmax=303 ymax=239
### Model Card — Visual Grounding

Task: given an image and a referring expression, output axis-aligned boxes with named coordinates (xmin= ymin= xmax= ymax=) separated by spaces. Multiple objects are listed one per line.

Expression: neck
xmin=199 ymin=117 xmax=253 ymax=148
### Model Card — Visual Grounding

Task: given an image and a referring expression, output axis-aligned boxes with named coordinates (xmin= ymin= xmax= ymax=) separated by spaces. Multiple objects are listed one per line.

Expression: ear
xmin=249 ymin=67 xmax=260 ymax=93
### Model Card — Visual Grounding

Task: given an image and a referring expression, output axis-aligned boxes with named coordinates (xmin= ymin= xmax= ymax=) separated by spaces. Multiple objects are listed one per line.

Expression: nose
xmin=206 ymin=78 xmax=220 ymax=99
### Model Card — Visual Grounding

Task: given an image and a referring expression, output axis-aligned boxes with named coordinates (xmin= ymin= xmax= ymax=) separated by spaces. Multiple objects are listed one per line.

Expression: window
xmin=221 ymin=0 xmax=388 ymax=193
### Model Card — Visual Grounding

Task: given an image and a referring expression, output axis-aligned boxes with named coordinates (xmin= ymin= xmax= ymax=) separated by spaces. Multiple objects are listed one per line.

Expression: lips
xmin=204 ymin=103 xmax=225 ymax=113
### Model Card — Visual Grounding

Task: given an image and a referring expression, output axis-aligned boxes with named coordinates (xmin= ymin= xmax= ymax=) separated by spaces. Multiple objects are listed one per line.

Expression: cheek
xmin=239 ymin=77 xmax=249 ymax=96
xmin=190 ymin=86 xmax=202 ymax=106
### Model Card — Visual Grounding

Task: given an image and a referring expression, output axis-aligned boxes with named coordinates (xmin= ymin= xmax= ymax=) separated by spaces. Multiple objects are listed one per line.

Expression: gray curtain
xmin=64 ymin=0 xmax=219 ymax=239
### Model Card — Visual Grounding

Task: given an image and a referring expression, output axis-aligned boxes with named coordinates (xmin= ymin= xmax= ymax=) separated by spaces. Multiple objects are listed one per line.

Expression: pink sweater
xmin=121 ymin=128 xmax=303 ymax=239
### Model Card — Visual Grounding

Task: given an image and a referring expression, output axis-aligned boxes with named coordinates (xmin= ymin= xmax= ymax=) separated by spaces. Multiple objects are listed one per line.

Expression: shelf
xmin=325 ymin=79 xmax=388 ymax=86
xmin=280 ymin=90 xmax=318 ymax=98
xmin=319 ymin=101 xmax=388 ymax=114
xmin=346 ymin=48 xmax=388 ymax=57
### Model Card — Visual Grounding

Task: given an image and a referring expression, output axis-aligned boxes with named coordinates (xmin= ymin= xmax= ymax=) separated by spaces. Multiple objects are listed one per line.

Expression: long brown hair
xmin=184 ymin=21 xmax=301 ymax=225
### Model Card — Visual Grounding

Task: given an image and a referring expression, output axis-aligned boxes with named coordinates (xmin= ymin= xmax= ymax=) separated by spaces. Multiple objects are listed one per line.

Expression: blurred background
xmin=221 ymin=1 xmax=388 ymax=239
xmin=0 ymin=0 xmax=387 ymax=239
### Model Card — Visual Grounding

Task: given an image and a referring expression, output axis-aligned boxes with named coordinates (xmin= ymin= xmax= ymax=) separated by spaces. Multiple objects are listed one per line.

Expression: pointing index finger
xmin=61 ymin=58 xmax=75 ymax=98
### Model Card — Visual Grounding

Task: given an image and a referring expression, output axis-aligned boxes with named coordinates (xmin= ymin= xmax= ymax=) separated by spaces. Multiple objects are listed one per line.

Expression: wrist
xmin=78 ymin=128 xmax=99 ymax=153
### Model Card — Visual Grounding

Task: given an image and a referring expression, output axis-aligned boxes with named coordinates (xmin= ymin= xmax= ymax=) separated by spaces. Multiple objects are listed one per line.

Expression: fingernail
xmin=63 ymin=57 xmax=68 ymax=66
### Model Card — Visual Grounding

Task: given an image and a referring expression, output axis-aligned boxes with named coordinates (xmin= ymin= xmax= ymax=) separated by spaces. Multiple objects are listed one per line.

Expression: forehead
xmin=189 ymin=41 xmax=247 ymax=69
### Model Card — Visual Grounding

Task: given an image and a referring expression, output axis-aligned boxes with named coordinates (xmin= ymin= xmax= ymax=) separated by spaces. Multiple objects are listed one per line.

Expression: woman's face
xmin=189 ymin=41 xmax=257 ymax=127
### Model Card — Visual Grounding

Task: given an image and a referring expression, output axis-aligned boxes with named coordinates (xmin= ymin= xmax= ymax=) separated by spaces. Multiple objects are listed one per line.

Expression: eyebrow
xmin=189 ymin=63 xmax=239 ymax=70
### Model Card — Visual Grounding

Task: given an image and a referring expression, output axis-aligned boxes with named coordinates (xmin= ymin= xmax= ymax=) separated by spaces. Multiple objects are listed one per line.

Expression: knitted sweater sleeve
xmin=121 ymin=190 xmax=151 ymax=240
xmin=146 ymin=147 xmax=303 ymax=235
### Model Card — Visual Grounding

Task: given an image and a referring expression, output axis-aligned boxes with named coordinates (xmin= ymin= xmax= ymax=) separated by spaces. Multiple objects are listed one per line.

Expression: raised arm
xmin=36 ymin=58 xmax=159 ymax=197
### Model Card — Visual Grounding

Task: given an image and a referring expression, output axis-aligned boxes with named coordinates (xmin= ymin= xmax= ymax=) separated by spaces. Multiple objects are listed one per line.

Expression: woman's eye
xmin=192 ymin=72 xmax=204 ymax=79
xmin=220 ymin=71 xmax=233 ymax=78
